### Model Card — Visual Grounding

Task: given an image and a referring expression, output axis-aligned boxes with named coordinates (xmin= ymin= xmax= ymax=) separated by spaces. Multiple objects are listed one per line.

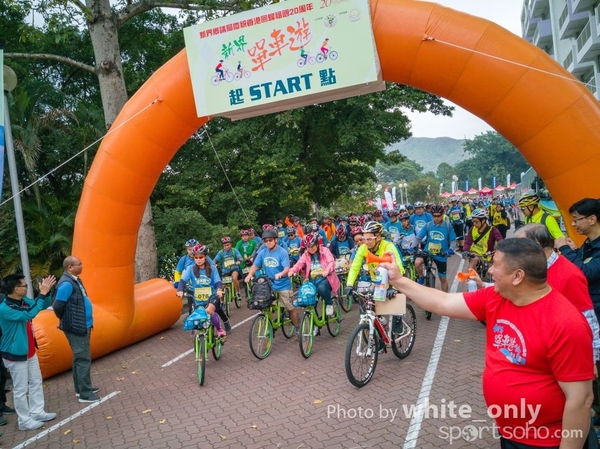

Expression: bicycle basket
xmin=294 ymin=282 xmax=318 ymax=307
xmin=183 ymin=308 xmax=210 ymax=331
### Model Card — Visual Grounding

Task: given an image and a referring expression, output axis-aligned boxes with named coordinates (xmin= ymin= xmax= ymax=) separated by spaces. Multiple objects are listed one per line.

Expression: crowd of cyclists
xmin=172 ymin=192 xmax=558 ymax=337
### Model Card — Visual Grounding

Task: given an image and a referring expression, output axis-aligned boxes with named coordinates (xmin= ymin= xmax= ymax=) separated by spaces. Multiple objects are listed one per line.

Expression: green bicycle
xmin=248 ymin=294 xmax=296 ymax=360
xmin=221 ymin=275 xmax=242 ymax=316
xmin=297 ymin=280 xmax=342 ymax=359
xmin=184 ymin=302 xmax=225 ymax=386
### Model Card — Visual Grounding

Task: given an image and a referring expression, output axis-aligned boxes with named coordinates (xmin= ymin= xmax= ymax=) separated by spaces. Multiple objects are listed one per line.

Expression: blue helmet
xmin=185 ymin=239 xmax=199 ymax=247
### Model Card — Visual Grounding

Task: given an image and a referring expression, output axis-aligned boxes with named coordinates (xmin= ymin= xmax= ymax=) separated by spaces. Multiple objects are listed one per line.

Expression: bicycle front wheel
xmin=249 ymin=314 xmax=273 ymax=360
xmin=224 ymin=287 xmax=231 ymax=317
xmin=195 ymin=334 xmax=206 ymax=386
xmin=299 ymin=312 xmax=314 ymax=359
xmin=326 ymin=299 xmax=342 ymax=337
xmin=345 ymin=322 xmax=378 ymax=388
xmin=234 ymin=289 xmax=242 ymax=308
xmin=212 ymin=326 xmax=223 ymax=361
xmin=281 ymin=308 xmax=295 ymax=339
xmin=338 ymin=278 xmax=352 ymax=312
xmin=391 ymin=304 xmax=417 ymax=359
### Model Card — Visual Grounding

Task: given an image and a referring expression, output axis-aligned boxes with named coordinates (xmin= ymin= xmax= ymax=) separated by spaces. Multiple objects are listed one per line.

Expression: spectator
xmin=0 ymin=274 xmax=57 ymax=431
xmin=54 ymin=256 xmax=101 ymax=403
xmin=381 ymin=239 xmax=594 ymax=448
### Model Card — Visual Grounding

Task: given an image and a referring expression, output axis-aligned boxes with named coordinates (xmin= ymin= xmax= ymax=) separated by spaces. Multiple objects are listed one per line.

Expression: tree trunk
xmin=87 ymin=0 xmax=158 ymax=281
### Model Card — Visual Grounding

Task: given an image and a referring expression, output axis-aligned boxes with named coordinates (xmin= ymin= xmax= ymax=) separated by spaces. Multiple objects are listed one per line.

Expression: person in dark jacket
xmin=0 ymin=273 xmax=57 ymax=431
xmin=54 ymin=256 xmax=100 ymax=403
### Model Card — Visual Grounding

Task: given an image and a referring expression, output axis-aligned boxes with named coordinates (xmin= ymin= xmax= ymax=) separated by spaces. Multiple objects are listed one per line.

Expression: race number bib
xmin=194 ymin=287 xmax=212 ymax=301
xmin=310 ymin=260 xmax=323 ymax=278
xmin=223 ymin=257 xmax=234 ymax=268
xmin=428 ymin=242 xmax=442 ymax=255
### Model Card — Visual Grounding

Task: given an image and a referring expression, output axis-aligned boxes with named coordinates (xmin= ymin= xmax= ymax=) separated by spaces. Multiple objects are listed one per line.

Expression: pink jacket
xmin=289 ymin=246 xmax=340 ymax=292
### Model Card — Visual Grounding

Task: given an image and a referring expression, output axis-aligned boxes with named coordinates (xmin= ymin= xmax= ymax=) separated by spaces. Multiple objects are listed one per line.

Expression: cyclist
xmin=463 ymin=209 xmax=503 ymax=271
xmin=492 ymin=202 xmax=511 ymax=239
xmin=321 ymin=214 xmax=336 ymax=243
xmin=397 ymin=211 xmax=418 ymax=252
xmin=349 ymin=226 xmax=365 ymax=260
xmin=329 ymin=226 xmax=354 ymax=259
xmin=462 ymin=198 xmax=473 ymax=234
xmin=213 ymin=236 xmax=244 ymax=302
xmin=346 ymin=221 xmax=404 ymax=291
xmin=235 ymin=229 xmax=257 ymax=267
xmin=518 ymin=192 xmax=564 ymax=239
xmin=283 ymin=226 xmax=302 ymax=266
xmin=448 ymin=197 xmax=466 ymax=252
xmin=415 ymin=204 xmax=456 ymax=293
xmin=236 ymin=60 xmax=243 ymax=76
xmin=174 ymin=239 xmax=199 ymax=286
xmin=288 ymin=234 xmax=340 ymax=316
xmin=385 ymin=210 xmax=403 ymax=244
xmin=300 ymin=46 xmax=308 ymax=62
xmin=320 ymin=38 xmax=330 ymax=58
xmin=244 ymin=228 xmax=299 ymax=329
xmin=372 ymin=209 xmax=389 ymax=225
xmin=177 ymin=244 xmax=230 ymax=336
xmin=308 ymin=218 xmax=328 ymax=244
xmin=410 ymin=201 xmax=433 ymax=235
xmin=215 ymin=60 xmax=225 ymax=80
xmin=406 ymin=204 xmax=415 ymax=216
xmin=285 ymin=215 xmax=305 ymax=238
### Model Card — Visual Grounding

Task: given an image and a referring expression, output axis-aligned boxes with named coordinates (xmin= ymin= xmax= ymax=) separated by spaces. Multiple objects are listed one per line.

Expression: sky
xmin=402 ymin=0 xmax=524 ymax=139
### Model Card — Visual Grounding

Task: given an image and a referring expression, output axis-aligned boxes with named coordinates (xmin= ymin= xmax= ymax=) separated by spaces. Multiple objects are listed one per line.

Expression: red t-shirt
xmin=548 ymin=255 xmax=593 ymax=312
xmin=464 ymin=287 xmax=593 ymax=446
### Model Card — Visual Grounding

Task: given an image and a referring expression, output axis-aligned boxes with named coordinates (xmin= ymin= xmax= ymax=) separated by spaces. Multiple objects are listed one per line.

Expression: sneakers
xmin=78 ymin=393 xmax=101 ymax=403
xmin=216 ymin=328 xmax=226 ymax=338
xmin=0 ymin=416 xmax=6 ymax=426
xmin=19 ymin=420 xmax=44 ymax=431
xmin=31 ymin=412 xmax=57 ymax=422
xmin=326 ymin=305 xmax=334 ymax=316
xmin=76 ymin=387 xmax=100 ymax=398
xmin=1 ymin=405 xmax=15 ymax=414
xmin=236 ymin=292 xmax=242 ymax=300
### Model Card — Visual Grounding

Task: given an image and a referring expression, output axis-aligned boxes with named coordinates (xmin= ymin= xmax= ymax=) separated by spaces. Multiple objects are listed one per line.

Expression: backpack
xmin=248 ymin=275 xmax=275 ymax=310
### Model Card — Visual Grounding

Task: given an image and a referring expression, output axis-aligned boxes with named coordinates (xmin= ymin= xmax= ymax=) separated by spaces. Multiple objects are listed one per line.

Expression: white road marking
xmin=13 ymin=391 xmax=120 ymax=449
xmin=403 ymin=259 xmax=467 ymax=449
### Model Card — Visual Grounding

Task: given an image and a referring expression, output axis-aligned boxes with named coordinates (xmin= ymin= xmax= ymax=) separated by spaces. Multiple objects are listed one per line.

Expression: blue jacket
xmin=0 ymin=294 xmax=52 ymax=361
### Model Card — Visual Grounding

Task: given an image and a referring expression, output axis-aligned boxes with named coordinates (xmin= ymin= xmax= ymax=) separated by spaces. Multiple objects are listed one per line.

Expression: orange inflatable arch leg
xmin=34 ymin=0 xmax=600 ymax=377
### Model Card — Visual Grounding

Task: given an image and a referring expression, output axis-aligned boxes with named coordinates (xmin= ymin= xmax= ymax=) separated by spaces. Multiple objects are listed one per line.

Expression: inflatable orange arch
xmin=34 ymin=0 xmax=600 ymax=377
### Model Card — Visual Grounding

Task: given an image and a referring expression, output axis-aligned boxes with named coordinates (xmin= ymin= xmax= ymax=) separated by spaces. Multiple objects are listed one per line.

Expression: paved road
xmin=1 ymin=255 xmax=499 ymax=449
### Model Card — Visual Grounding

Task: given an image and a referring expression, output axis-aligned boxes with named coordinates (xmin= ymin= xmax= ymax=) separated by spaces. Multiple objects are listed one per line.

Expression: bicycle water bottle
xmin=373 ymin=266 xmax=388 ymax=302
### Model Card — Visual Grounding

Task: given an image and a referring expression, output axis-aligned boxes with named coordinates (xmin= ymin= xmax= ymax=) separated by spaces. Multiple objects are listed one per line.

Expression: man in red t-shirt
xmin=380 ymin=238 xmax=594 ymax=449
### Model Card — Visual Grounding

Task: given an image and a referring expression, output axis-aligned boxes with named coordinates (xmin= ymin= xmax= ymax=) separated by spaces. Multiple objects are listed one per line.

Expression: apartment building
xmin=522 ymin=0 xmax=600 ymax=97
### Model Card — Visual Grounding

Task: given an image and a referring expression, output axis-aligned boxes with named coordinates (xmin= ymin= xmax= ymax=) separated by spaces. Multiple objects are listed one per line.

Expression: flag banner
xmin=184 ymin=0 xmax=384 ymax=120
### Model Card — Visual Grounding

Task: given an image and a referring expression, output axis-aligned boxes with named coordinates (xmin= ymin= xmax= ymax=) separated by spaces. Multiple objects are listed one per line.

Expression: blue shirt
xmin=385 ymin=220 xmax=403 ymax=242
xmin=284 ymin=236 xmax=302 ymax=261
xmin=214 ymin=248 xmax=243 ymax=274
xmin=180 ymin=265 xmax=222 ymax=300
xmin=410 ymin=212 xmax=433 ymax=235
xmin=417 ymin=221 xmax=456 ymax=261
xmin=253 ymin=245 xmax=291 ymax=291
xmin=55 ymin=278 xmax=94 ymax=329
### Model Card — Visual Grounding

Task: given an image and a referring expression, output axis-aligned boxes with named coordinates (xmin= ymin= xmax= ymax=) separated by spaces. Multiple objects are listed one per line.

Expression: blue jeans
xmin=65 ymin=329 xmax=94 ymax=398
xmin=312 ymin=278 xmax=332 ymax=305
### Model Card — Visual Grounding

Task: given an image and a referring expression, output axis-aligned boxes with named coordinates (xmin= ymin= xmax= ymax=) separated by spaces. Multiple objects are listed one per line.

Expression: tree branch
xmin=117 ymin=0 xmax=239 ymax=27
xmin=68 ymin=0 xmax=95 ymax=21
xmin=4 ymin=53 xmax=97 ymax=75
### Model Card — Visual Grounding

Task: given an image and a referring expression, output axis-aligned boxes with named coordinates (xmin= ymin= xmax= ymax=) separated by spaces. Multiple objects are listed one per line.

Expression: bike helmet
xmin=310 ymin=223 xmax=319 ymax=232
xmin=336 ymin=226 xmax=347 ymax=239
xmin=262 ymin=223 xmax=275 ymax=231
xmin=431 ymin=204 xmax=445 ymax=215
xmin=185 ymin=239 xmax=199 ymax=247
xmin=518 ymin=192 xmax=541 ymax=207
xmin=339 ymin=216 xmax=349 ymax=222
xmin=414 ymin=201 xmax=424 ymax=208
xmin=303 ymin=234 xmax=319 ymax=248
xmin=461 ymin=198 xmax=469 ymax=204
xmin=192 ymin=244 xmax=209 ymax=255
xmin=389 ymin=210 xmax=399 ymax=217
xmin=471 ymin=208 xmax=488 ymax=219
xmin=262 ymin=229 xmax=278 ymax=239
xmin=449 ymin=197 xmax=458 ymax=203
xmin=221 ymin=236 xmax=232 ymax=244
xmin=399 ymin=212 xmax=410 ymax=220
xmin=362 ymin=221 xmax=384 ymax=235
xmin=373 ymin=209 xmax=383 ymax=217
xmin=350 ymin=226 xmax=364 ymax=236
xmin=240 ymin=229 xmax=249 ymax=236
xmin=406 ymin=203 xmax=415 ymax=210
xmin=286 ymin=226 xmax=296 ymax=235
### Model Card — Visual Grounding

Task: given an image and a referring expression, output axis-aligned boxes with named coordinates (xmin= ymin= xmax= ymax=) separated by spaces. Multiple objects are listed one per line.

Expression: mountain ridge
xmin=387 ymin=137 xmax=468 ymax=173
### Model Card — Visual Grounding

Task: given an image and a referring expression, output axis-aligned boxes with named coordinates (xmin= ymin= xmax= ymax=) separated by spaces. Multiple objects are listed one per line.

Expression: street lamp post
xmin=403 ymin=182 xmax=408 ymax=204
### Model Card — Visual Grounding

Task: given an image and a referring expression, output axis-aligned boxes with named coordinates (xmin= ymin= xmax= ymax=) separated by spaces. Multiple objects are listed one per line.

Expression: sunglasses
xmin=194 ymin=255 xmax=206 ymax=260
xmin=433 ymin=214 xmax=443 ymax=218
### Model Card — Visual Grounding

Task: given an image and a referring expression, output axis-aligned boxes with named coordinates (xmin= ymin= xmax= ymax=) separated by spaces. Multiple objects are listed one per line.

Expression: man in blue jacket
xmin=0 ymin=273 xmax=57 ymax=431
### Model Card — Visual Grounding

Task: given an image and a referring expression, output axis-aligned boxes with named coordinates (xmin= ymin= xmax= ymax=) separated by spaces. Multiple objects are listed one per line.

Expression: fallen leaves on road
xmin=313 ymin=399 xmax=323 ymax=404
xmin=63 ymin=429 xmax=72 ymax=435
xmin=142 ymin=409 xmax=152 ymax=414
xmin=159 ymin=419 xmax=167 ymax=424
xmin=220 ymin=435 xmax=227 ymax=440
xmin=251 ymin=424 xmax=258 ymax=429
xmin=106 ymin=416 xmax=113 ymax=420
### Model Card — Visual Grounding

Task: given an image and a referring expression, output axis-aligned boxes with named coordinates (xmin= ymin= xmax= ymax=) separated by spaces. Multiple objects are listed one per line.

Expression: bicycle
xmin=241 ymin=261 xmax=253 ymax=298
xmin=295 ymin=279 xmax=342 ymax=358
xmin=316 ymin=49 xmax=339 ymax=63
xmin=183 ymin=295 xmax=225 ymax=386
xmin=297 ymin=54 xmax=316 ymax=67
xmin=344 ymin=289 xmax=416 ymax=388
xmin=211 ymin=69 xmax=234 ymax=86
xmin=234 ymin=69 xmax=251 ymax=80
xmin=248 ymin=291 xmax=296 ymax=360
xmin=413 ymin=249 xmax=452 ymax=320
xmin=462 ymin=251 xmax=494 ymax=283
xmin=335 ymin=257 xmax=352 ymax=312
xmin=220 ymin=274 xmax=242 ymax=316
